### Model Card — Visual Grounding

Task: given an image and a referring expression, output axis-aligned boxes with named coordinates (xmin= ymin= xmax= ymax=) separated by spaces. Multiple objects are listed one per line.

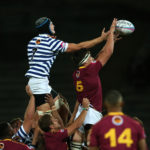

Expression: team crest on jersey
xmin=61 ymin=42 xmax=65 ymax=48
xmin=0 ymin=143 xmax=4 ymax=150
xmin=112 ymin=116 xmax=123 ymax=126
xmin=36 ymin=39 xmax=41 ymax=44
xmin=60 ymin=129 xmax=64 ymax=133
xmin=76 ymin=71 xmax=80 ymax=78
xmin=92 ymin=60 xmax=96 ymax=63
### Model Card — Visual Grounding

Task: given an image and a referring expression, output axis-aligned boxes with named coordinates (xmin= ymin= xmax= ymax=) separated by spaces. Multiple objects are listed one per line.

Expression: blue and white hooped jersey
xmin=25 ymin=34 xmax=68 ymax=78
xmin=12 ymin=125 xmax=33 ymax=148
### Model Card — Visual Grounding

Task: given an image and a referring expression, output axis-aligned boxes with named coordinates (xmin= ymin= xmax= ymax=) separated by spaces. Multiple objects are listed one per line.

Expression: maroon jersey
xmin=90 ymin=112 xmax=146 ymax=150
xmin=44 ymin=129 xmax=68 ymax=150
xmin=0 ymin=139 xmax=32 ymax=150
xmin=73 ymin=60 xmax=103 ymax=112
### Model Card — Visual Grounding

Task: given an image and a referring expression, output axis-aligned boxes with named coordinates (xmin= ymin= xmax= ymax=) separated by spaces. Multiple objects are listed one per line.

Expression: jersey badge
xmin=92 ymin=60 xmax=96 ymax=63
xmin=76 ymin=71 xmax=80 ymax=78
xmin=0 ymin=143 xmax=4 ymax=150
xmin=112 ymin=116 xmax=123 ymax=126
xmin=59 ymin=129 xmax=64 ymax=133
xmin=61 ymin=42 xmax=65 ymax=48
xmin=36 ymin=39 xmax=41 ymax=44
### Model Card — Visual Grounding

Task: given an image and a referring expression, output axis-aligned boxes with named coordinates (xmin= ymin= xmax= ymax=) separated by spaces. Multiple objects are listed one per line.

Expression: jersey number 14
xmin=104 ymin=128 xmax=133 ymax=147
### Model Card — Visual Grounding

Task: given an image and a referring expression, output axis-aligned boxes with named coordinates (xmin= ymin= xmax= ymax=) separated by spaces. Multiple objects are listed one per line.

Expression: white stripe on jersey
xmin=25 ymin=34 xmax=68 ymax=78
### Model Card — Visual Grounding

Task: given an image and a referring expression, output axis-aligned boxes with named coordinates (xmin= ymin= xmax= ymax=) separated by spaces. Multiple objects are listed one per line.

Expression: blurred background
xmin=0 ymin=0 xmax=150 ymax=146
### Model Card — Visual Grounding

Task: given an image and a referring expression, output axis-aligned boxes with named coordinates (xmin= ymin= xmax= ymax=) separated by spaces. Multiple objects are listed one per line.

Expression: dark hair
xmin=72 ymin=49 xmax=90 ymax=67
xmin=0 ymin=122 xmax=12 ymax=139
xmin=35 ymin=17 xmax=52 ymax=35
xmin=104 ymin=90 xmax=123 ymax=106
xmin=38 ymin=114 xmax=52 ymax=132
xmin=10 ymin=117 xmax=22 ymax=129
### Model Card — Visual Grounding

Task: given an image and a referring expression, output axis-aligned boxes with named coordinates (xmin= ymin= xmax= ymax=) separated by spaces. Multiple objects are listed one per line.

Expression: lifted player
xmin=69 ymin=18 xmax=118 ymax=149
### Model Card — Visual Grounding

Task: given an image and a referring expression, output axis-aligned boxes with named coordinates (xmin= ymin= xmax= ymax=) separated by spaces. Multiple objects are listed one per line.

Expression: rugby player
xmin=69 ymin=18 xmax=118 ymax=149
xmin=89 ymin=90 xmax=147 ymax=150
xmin=25 ymin=17 xmax=110 ymax=113
xmin=0 ymin=122 xmax=33 ymax=150
xmin=37 ymin=98 xmax=90 ymax=150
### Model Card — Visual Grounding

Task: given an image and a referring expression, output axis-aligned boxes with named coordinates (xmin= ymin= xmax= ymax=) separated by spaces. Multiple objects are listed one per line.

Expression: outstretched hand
xmin=114 ymin=32 xmax=122 ymax=42
xmin=100 ymin=28 xmax=110 ymax=41
xmin=82 ymin=98 xmax=90 ymax=109
xmin=45 ymin=94 xmax=55 ymax=108
xmin=110 ymin=18 xmax=122 ymax=42
xmin=110 ymin=18 xmax=117 ymax=33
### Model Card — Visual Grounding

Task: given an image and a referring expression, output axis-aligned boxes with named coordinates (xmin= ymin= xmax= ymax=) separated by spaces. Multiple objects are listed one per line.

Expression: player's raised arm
xmin=45 ymin=94 xmax=64 ymax=128
xmin=95 ymin=18 xmax=117 ymax=66
xmin=66 ymin=29 xmax=109 ymax=53
xmin=67 ymin=100 xmax=80 ymax=126
xmin=66 ymin=98 xmax=90 ymax=136
xmin=23 ymin=85 xmax=35 ymax=134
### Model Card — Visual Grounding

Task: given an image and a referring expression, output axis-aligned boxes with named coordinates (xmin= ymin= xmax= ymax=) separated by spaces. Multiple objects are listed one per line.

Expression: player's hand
xmin=25 ymin=85 xmax=33 ymax=97
xmin=45 ymin=94 xmax=55 ymax=108
xmin=110 ymin=18 xmax=117 ymax=33
xmin=82 ymin=98 xmax=90 ymax=109
xmin=114 ymin=32 xmax=122 ymax=42
xmin=100 ymin=28 xmax=110 ymax=41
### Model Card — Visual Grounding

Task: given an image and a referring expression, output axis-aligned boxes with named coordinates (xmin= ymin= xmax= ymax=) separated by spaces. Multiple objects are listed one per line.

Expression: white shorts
xmin=28 ymin=77 xmax=52 ymax=94
xmin=75 ymin=104 xmax=103 ymax=133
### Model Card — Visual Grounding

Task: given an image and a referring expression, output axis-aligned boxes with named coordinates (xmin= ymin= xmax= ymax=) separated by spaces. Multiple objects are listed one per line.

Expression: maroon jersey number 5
xmin=76 ymin=81 xmax=84 ymax=92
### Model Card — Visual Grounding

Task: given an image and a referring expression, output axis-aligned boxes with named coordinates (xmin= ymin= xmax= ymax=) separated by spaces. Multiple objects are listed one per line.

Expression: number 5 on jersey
xmin=76 ymin=81 xmax=84 ymax=92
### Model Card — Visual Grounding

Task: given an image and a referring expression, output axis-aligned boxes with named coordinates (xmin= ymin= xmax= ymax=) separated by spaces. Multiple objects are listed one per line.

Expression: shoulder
xmin=87 ymin=60 xmax=102 ymax=71
xmin=93 ymin=116 xmax=109 ymax=129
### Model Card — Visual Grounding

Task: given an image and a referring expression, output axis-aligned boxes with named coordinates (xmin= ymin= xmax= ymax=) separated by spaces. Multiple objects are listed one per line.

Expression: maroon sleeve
xmin=90 ymin=125 xmax=99 ymax=147
xmin=137 ymin=124 xmax=146 ymax=141
xmin=89 ymin=60 xmax=102 ymax=74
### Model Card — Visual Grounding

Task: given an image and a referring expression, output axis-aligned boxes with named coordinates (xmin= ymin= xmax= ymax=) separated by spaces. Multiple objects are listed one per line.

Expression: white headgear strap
xmin=78 ymin=52 xmax=91 ymax=66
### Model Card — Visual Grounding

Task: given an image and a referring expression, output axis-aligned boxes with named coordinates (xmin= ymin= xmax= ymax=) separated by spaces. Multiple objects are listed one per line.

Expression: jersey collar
xmin=108 ymin=112 xmax=124 ymax=116
xmin=79 ymin=66 xmax=86 ymax=69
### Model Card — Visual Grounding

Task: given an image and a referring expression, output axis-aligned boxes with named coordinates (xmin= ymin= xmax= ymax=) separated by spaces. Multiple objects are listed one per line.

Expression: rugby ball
xmin=115 ymin=20 xmax=135 ymax=35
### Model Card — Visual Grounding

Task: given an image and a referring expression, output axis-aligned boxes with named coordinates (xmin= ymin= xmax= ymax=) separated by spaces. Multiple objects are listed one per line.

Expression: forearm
xmin=73 ymin=110 xmax=87 ymax=128
xmin=96 ymin=32 xmax=114 ymax=66
xmin=23 ymin=96 xmax=35 ymax=133
xmin=67 ymin=109 xmax=87 ymax=136
xmin=51 ymin=106 xmax=64 ymax=128
xmin=66 ymin=36 xmax=105 ymax=53
xmin=32 ymin=126 xmax=40 ymax=146
xmin=67 ymin=101 xmax=79 ymax=126
xmin=24 ymin=96 xmax=35 ymax=120
xmin=78 ymin=36 xmax=104 ymax=49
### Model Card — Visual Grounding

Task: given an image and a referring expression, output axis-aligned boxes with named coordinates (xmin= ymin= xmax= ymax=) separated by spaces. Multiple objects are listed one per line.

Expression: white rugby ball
xmin=115 ymin=20 xmax=135 ymax=35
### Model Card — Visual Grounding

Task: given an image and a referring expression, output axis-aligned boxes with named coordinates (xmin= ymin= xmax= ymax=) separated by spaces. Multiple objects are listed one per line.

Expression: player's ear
xmin=120 ymin=101 xmax=124 ymax=107
xmin=104 ymin=101 xmax=108 ymax=109
xmin=49 ymin=124 xmax=54 ymax=129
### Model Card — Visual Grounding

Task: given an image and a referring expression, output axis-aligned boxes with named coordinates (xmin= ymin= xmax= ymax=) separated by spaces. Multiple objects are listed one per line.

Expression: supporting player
xmin=37 ymin=98 xmax=90 ymax=150
xmin=0 ymin=122 xmax=33 ymax=150
xmin=89 ymin=90 xmax=147 ymax=150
